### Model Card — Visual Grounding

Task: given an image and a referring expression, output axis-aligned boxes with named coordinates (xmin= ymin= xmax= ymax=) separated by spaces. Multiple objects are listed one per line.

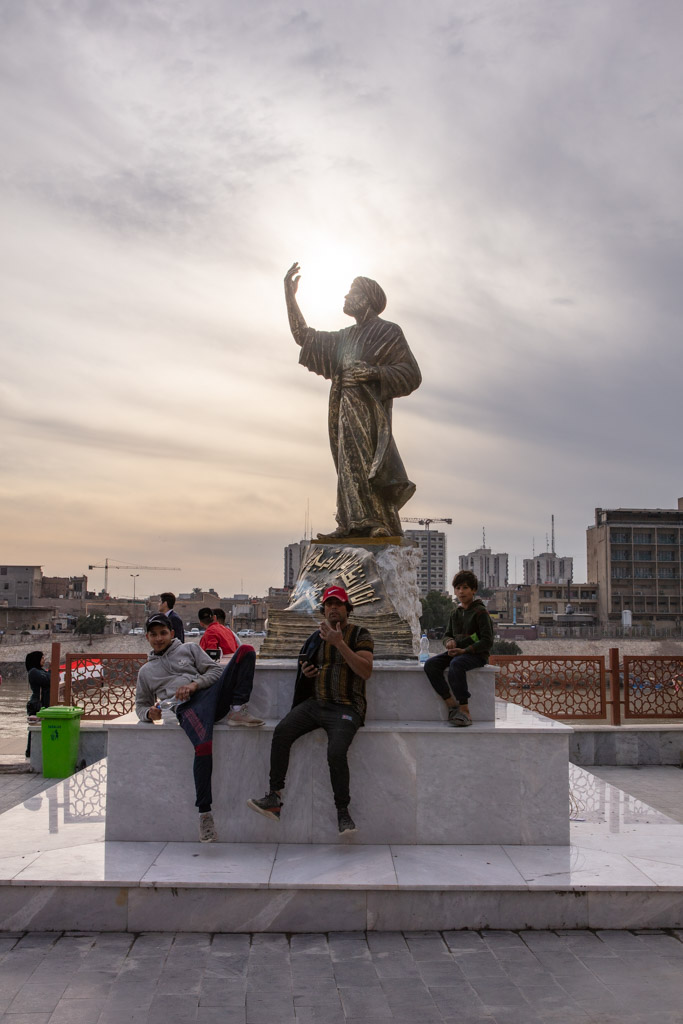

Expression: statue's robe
xmin=299 ymin=317 xmax=421 ymax=536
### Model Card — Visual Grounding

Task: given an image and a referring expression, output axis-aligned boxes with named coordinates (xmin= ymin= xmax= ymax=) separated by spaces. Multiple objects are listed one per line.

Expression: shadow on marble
xmin=12 ymin=841 xmax=165 ymax=886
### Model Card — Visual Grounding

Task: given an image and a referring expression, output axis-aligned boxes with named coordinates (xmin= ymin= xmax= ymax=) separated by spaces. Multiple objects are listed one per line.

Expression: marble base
xmin=250 ymin=661 xmax=498 ymax=723
xmin=104 ymin=701 xmax=570 ymax=846
xmin=2 ymin=763 xmax=683 ymax=931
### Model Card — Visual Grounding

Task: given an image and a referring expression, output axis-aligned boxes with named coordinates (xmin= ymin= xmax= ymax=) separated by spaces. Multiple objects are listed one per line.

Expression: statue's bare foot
xmin=370 ymin=525 xmax=392 ymax=537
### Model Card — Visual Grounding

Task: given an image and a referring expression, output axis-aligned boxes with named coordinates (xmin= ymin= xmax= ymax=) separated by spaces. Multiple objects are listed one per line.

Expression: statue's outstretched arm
xmin=284 ymin=262 xmax=307 ymax=345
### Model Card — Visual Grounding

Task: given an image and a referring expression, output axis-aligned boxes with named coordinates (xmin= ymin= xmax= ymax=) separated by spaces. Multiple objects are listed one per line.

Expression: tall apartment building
xmin=458 ymin=545 xmax=508 ymax=591
xmin=587 ymin=501 xmax=683 ymax=625
xmin=523 ymin=552 xmax=574 ymax=586
xmin=284 ymin=540 xmax=310 ymax=588
xmin=0 ymin=565 xmax=42 ymax=606
xmin=404 ymin=529 xmax=447 ymax=596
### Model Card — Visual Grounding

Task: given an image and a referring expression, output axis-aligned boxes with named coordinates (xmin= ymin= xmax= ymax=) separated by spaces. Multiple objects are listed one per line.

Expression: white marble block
xmin=249 ymin=661 xmax=497 ymax=723
xmin=105 ymin=702 xmax=570 ymax=847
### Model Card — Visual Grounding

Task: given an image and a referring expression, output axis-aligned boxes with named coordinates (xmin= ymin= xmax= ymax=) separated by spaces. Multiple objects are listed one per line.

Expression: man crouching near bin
xmin=136 ymin=612 xmax=264 ymax=843
xmin=247 ymin=586 xmax=373 ymax=835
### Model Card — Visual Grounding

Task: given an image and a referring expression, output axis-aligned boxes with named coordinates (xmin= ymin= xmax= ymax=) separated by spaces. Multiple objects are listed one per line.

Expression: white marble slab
xmin=390 ymin=845 xmax=527 ymax=889
xmin=140 ymin=842 xmax=276 ymax=888
xmin=270 ymin=844 xmax=397 ymax=889
xmin=105 ymin=706 xmax=570 ymax=845
xmin=251 ymin=661 xmax=498 ymax=722
xmin=13 ymin=841 xmax=164 ymax=886
xmin=504 ymin=844 xmax=660 ymax=889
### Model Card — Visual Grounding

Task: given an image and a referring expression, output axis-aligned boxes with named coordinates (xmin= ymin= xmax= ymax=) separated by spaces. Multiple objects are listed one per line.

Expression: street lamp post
xmin=130 ymin=574 xmax=140 ymax=627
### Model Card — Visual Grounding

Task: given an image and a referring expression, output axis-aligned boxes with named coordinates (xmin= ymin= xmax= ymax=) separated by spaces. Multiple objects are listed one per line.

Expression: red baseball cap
xmin=321 ymin=585 xmax=351 ymax=606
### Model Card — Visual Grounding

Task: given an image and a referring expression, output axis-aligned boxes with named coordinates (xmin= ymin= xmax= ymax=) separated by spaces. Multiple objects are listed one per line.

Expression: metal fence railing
xmin=490 ymin=655 xmax=607 ymax=719
xmin=623 ymin=656 xmax=683 ymax=720
xmin=52 ymin=646 xmax=146 ymax=720
xmin=45 ymin=642 xmax=683 ymax=725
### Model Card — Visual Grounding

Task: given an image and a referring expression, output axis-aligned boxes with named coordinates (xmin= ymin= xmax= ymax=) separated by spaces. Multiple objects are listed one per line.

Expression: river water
xmin=0 ymin=671 xmax=33 ymax=753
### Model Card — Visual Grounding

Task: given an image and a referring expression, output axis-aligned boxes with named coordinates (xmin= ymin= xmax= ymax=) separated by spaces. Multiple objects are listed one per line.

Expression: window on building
xmin=611 ymin=531 xmax=629 ymax=543
xmin=659 ymin=550 xmax=675 ymax=561
xmin=611 ymin=550 xmax=630 ymax=561
xmin=611 ymin=568 xmax=631 ymax=579
xmin=658 ymin=533 xmax=677 ymax=544
xmin=634 ymin=568 xmax=654 ymax=578
xmin=542 ymin=605 xmax=554 ymax=614
xmin=659 ymin=568 xmax=677 ymax=578
xmin=633 ymin=532 xmax=652 ymax=544
xmin=635 ymin=551 xmax=652 ymax=560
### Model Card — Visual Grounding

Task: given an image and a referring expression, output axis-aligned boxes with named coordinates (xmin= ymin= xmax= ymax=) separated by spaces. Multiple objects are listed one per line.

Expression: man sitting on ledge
xmin=197 ymin=606 xmax=239 ymax=658
xmin=423 ymin=570 xmax=494 ymax=727
xmin=247 ymin=585 xmax=373 ymax=835
xmin=136 ymin=613 xmax=263 ymax=843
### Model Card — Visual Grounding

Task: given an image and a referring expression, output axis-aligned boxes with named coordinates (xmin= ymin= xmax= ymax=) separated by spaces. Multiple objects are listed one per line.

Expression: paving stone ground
xmin=1 ymin=929 xmax=683 ymax=1023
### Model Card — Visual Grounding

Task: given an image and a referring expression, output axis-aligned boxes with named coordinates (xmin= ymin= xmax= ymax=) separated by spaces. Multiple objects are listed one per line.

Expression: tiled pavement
xmin=1 ymin=929 xmax=683 ymax=1023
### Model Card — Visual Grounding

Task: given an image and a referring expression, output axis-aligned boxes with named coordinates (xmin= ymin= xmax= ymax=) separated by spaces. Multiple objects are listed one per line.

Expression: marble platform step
xmin=105 ymin=702 xmax=571 ymax=847
xmin=250 ymin=660 xmax=497 ymax=723
xmin=2 ymin=764 xmax=683 ymax=932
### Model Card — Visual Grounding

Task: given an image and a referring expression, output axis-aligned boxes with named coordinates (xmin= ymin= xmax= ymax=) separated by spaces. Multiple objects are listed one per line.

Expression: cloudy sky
xmin=1 ymin=0 xmax=682 ymax=598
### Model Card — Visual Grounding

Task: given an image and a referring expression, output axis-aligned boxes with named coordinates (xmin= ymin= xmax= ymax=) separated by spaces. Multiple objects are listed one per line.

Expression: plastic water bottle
xmin=156 ymin=698 xmax=179 ymax=724
xmin=418 ymin=633 xmax=430 ymax=664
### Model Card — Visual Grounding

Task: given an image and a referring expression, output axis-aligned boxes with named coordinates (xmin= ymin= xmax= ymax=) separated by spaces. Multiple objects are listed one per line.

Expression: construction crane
xmin=88 ymin=558 xmax=181 ymax=596
xmin=401 ymin=517 xmax=453 ymax=594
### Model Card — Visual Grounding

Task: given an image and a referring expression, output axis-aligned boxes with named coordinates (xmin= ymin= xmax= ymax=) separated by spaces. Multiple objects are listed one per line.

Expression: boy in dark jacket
xmin=423 ymin=570 xmax=493 ymax=727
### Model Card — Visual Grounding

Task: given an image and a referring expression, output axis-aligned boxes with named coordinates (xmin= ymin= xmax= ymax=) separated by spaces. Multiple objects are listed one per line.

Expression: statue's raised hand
xmin=284 ymin=262 xmax=301 ymax=296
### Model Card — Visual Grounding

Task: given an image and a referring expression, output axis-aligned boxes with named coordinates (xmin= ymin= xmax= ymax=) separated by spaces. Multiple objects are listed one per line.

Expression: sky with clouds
xmin=1 ymin=0 xmax=682 ymax=598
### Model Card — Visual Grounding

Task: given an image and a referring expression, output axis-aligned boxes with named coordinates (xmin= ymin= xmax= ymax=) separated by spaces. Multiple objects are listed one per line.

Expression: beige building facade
xmin=587 ymin=501 xmax=683 ymax=627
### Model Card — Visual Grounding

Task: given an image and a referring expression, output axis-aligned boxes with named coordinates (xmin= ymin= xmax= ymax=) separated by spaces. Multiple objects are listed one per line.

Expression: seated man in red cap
xmin=247 ymin=585 xmax=373 ymax=834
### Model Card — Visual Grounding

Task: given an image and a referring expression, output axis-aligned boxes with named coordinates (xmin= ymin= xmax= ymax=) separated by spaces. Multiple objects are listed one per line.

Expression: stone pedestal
xmin=260 ymin=539 xmax=422 ymax=658
xmin=105 ymin=662 xmax=571 ymax=847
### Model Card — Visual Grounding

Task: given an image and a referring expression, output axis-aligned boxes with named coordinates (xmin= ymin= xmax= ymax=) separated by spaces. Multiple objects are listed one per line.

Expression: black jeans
xmin=270 ymin=698 xmax=361 ymax=811
xmin=423 ymin=651 xmax=487 ymax=705
xmin=177 ymin=645 xmax=256 ymax=813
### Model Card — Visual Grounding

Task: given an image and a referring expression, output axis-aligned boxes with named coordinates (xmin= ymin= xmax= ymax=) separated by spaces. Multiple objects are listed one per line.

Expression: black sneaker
xmin=338 ymin=809 xmax=357 ymax=834
xmin=247 ymin=791 xmax=282 ymax=821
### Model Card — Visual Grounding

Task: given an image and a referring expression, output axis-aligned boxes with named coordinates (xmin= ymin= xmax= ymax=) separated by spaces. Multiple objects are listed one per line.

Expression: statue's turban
xmin=354 ymin=277 xmax=387 ymax=315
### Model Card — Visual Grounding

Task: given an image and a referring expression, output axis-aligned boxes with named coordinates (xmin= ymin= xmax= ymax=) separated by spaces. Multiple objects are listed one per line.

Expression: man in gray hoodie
xmin=136 ymin=613 xmax=263 ymax=842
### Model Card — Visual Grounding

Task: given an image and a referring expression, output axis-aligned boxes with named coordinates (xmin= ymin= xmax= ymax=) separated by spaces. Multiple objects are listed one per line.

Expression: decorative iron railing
xmin=58 ymin=651 xmax=147 ymax=720
xmin=490 ymin=654 xmax=607 ymax=719
xmin=623 ymin=656 xmax=683 ymax=719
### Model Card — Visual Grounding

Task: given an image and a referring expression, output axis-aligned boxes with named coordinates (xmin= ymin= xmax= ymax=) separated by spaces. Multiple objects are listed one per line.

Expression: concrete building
xmin=458 ymin=545 xmax=508 ymax=591
xmin=523 ymin=552 xmax=574 ymax=586
xmin=587 ymin=501 xmax=683 ymax=627
xmin=523 ymin=583 xmax=598 ymax=626
xmin=284 ymin=540 xmax=310 ymax=588
xmin=404 ymin=529 xmax=447 ymax=596
xmin=40 ymin=575 xmax=88 ymax=599
xmin=0 ymin=565 xmax=42 ymax=607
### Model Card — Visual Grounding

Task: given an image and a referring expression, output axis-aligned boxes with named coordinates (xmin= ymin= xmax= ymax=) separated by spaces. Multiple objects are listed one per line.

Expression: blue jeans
xmin=177 ymin=646 xmax=256 ymax=812
xmin=423 ymin=651 xmax=487 ymax=705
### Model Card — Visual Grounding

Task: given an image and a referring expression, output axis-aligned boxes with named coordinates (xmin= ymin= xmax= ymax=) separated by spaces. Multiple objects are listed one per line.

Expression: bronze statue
xmin=285 ymin=262 xmax=421 ymax=539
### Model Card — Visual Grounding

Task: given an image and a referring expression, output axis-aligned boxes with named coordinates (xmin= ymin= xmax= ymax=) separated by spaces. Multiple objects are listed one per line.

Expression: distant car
xmin=187 ymin=627 xmax=202 ymax=636
xmin=237 ymin=629 xmax=255 ymax=637
xmin=129 ymin=627 xmax=145 ymax=635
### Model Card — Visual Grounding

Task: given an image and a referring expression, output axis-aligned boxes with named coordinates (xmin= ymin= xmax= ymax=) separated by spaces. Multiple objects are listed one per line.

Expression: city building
xmin=587 ymin=501 xmax=683 ymax=626
xmin=523 ymin=552 xmax=574 ymax=586
xmin=523 ymin=583 xmax=598 ymax=626
xmin=404 ymin=529 xmax=447 ymax=596
xmin=40 ymin=575 xmax=88 ymax=599
xmin=0 ymin=565 xmax=43 ymax=607
xmin=458 ymin=544 xmax=508 ymax=591
xmin=284 ymin=540 xmax=310 ymax=588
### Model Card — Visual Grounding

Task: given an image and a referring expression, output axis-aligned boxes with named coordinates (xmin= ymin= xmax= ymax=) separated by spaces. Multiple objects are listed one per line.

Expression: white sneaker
xmin=199 ymin=811 xmax=218 ymax=843
xmin=227 ymin=705 xmax=264 ymax=727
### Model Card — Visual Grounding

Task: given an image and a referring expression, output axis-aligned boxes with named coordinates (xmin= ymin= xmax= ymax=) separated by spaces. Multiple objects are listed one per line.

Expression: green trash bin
xmin=37 ymin=705 xmax=84 ymax=778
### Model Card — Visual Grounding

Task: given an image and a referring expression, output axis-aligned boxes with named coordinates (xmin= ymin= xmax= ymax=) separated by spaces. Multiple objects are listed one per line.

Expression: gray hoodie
xmin=135 ymin=638 xmax=222 ymax=722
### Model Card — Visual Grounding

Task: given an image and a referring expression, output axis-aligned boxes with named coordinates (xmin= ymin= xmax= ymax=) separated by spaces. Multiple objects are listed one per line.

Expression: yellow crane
xmin=88 ymin=558 xmax=181 ymax=596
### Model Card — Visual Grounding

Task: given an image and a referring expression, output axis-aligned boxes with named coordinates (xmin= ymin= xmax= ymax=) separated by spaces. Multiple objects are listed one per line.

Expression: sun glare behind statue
xmin=294 ymin=242 xmax=366 ymax=325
